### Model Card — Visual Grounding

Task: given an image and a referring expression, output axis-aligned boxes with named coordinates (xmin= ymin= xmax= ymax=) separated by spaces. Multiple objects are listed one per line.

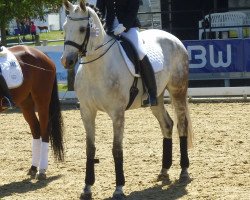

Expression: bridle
xmin=64 ymin=13 xmax=91 ymax=57
xmin=64 ymin=11 xmax=116 ymax=63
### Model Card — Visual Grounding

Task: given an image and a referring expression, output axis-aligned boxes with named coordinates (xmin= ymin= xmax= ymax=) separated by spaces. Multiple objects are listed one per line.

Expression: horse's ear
xmin=63 ymin=0 xmax=74 ymax=12
xmin=79 ymin=0 xmax=86 ymax=12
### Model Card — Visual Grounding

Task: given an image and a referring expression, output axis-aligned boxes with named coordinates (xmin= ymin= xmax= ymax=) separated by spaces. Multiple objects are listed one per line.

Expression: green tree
xmin=0 ymin=0 xmax=62 ymax=45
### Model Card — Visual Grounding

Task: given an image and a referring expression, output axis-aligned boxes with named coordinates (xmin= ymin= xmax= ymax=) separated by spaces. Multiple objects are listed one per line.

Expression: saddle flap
xmin=117 ymin=35 xmax=164 ymax=77
xmin=119 ymin=36 xmax=140 ymax=74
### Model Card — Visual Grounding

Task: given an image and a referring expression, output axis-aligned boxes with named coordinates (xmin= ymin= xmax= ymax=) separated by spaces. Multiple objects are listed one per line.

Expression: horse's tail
xmin=49 ymin=78 xmax=64 ymax=161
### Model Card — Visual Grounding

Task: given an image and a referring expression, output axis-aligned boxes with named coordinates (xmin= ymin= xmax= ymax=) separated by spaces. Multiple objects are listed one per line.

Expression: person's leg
xmin=122 ymin=29 xmax=157 ymax=106
xmin=0 ymin=74 xmax=15 ymax=109
xmin=139 ymin=55 xmax=157 ymax=106
xmin=0 ymin=41 xmax=3 ymax=52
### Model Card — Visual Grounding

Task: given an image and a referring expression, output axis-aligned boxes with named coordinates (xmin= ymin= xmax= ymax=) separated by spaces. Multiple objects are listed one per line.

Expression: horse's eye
xmin=80 ymin=27 xmax=86 ymax=33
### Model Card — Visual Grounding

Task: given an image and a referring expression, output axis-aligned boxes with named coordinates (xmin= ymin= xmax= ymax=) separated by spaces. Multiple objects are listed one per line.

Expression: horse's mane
xmin=86 ymin=3 xmax=105 ymax=26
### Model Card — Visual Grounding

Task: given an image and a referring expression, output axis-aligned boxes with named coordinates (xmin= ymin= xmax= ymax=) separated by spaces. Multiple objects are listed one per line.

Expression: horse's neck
xmin=85 ymin=33 xmax=115 ymax=61
xmin=83 ymin=33 xmax=121 ymax=74
xmin=97 ymin=33 xmax=112 ymax=49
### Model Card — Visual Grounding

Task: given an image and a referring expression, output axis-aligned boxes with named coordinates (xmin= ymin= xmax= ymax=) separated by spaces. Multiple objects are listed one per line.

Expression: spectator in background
xmin=30 ymin=21 xmax=36 ymax=41
xmin=25 ymin=21 xmax=30 ymax=35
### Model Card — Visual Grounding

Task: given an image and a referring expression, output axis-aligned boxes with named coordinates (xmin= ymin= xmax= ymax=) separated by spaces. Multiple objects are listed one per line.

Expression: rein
xmin=94 ymin=38 xmax=114 ymax=51
xmin=79 ymin=39 xmax=116 ymax=64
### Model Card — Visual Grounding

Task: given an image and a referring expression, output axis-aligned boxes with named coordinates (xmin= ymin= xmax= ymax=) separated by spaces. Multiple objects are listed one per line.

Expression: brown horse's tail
xmin=49 ymin=78 xmax=64 ymax=161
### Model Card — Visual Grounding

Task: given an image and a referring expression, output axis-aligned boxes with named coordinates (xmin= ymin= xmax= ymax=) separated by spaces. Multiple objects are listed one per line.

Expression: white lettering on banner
xmin=187 ymin=45 xmax=206 ymax=68
xmin=210 ymin=45 xmax=231 ymax=68
xmin=187 ymin=44 xmax=232 ymax=68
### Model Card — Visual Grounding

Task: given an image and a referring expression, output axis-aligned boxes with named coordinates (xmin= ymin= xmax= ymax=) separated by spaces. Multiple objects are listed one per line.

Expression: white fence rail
xmin=59 ymin=87 xmax=250 ymax=102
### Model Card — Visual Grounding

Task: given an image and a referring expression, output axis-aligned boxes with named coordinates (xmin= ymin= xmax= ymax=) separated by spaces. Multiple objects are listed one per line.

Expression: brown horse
xmin=1 ymin=45 xmax=64 ymax=180
xmin=37 ymin=26 xmax=49 ymax=33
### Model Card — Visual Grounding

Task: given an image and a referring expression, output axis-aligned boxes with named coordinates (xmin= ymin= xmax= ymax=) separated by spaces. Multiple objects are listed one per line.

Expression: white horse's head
xmin=61 ymin=0 xmax=105 ymax=69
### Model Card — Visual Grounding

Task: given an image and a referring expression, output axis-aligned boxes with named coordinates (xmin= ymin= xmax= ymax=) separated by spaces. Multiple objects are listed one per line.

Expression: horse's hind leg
xmin=150 ymin=92 xmax=173 ymax=182
xmin=35 ymin=97 xmax=51 ymax=180
xmin=19 ymin=97 xmax=40 ymax=178
xmin=171 ymin=92 xmax=192 ymax=182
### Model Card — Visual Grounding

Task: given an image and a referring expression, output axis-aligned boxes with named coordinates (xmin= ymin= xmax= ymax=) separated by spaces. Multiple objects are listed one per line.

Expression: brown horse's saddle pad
xmin=0 ymin=47 xmax=24 ymax=89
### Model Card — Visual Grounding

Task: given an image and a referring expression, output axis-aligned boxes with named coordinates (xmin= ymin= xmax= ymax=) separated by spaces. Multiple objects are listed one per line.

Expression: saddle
xmin=117 ymin=36 xmax=141 ymax=110
xmin=118 ymin=36 xmax=140 ymax=73
xmin=115 ymin=35 xmax=164 ymax=109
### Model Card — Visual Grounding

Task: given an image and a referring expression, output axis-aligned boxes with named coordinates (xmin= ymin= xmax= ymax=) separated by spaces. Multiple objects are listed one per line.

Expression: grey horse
xmin=61 ymin=0 xmax=193 ymax=199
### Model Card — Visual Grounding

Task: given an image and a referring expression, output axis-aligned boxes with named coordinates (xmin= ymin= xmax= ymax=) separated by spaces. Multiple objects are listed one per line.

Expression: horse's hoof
xmin=80 ymin=192 xmax=92 ymax=200
xmin=112 ymin=193 xmax=126 ymax=200
xmin=157 ymin=173 xmax=170 ymax=181
xmin=157 ymin=173 xmax=171 ymax=185
xmin=179 ymin=170 xmax=191 ymax=183
xmin=36 ymin=173 xmax=47 ymax=180
xmin=27 ymin=167 xmax=38 ymax=179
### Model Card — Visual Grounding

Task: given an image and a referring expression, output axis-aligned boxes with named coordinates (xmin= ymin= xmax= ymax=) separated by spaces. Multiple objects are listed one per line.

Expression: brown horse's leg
xmin=35 ymin=98 xmax=50 ymax=180
xmin=19 ymin=96 xmax=40 ymax=177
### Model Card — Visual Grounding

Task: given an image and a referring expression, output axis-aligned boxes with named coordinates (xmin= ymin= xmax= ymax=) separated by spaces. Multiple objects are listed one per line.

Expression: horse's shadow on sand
xmin=104 ymin=179 xmax=191 ymax=200
xmin=0 ymin=175 xmax=62 ymax=198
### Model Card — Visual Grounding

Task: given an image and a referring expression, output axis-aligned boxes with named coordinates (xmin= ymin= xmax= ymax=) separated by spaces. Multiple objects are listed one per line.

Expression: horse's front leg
xmin=80 ymin=108 xmax=97 ymax=200
xmin=111 ymin=110 xmax=125 ymax=200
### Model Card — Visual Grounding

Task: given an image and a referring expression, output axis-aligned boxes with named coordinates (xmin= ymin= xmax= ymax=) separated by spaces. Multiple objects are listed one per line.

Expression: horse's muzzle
xmin=61 ymin=53 xmax=78 ymax=69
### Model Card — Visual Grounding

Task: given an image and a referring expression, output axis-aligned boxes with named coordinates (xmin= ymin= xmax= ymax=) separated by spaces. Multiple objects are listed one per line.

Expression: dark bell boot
xmin=140 ymin=55 xmax=158 ymax=107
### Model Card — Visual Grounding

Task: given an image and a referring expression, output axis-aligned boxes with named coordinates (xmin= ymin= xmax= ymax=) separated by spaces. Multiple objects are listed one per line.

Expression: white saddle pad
xmin=118 ymin=39 xmax=164 ymax=77
xmin=0 ymin=47 xmax=23 ymax=89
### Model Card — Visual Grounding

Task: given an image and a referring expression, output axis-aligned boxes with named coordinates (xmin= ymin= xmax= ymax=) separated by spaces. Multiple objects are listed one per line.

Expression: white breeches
xmin=121 ymin=28 xmax=147 ymax=60
xmin=113 ymin=17 xmax=147 ymax=60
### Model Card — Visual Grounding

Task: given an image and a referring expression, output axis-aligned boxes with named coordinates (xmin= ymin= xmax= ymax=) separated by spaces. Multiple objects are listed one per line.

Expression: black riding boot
xmin=0 ymin=74 xmax=15 ymax=109
xmin=140 ymin=55 xmax=158 ymax=107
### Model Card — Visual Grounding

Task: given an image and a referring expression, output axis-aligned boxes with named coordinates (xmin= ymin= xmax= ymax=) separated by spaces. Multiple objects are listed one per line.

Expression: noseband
xmin=64 ymin=13 xmax=91 ymax=57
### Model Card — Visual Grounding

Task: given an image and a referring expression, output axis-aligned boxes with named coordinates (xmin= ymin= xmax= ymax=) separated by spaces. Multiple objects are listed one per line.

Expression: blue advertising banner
xmin=183 ymin=39 xmax=245 ymax=73
xmin=45 ymin=51 xmax=68 ymax=83
xmin=243 ymin=39 xmax=250 ymax=72
xmin=37 ymin=39 xmax=250 ymax=82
